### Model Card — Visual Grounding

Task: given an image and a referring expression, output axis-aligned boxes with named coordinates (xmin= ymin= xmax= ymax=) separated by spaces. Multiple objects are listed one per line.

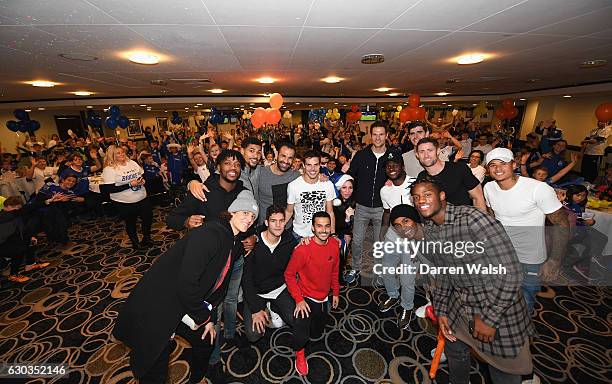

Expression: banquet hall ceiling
xmin=0 ymin=0 xmax=611 ymax=103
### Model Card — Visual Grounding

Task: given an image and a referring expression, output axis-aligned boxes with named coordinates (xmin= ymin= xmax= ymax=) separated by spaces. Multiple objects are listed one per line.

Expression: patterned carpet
xmin=0 ymin=206 xmax=610 ymax=384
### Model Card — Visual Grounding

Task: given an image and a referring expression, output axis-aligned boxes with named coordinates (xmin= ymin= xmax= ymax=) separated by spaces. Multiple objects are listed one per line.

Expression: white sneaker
xmin=522 ymin=374 xmax=540 ymax=384
xmin=416 ymin=302 xmax=431 ymax=318
xmin=430 ymin=347 xmax=446 ymax=363
xmin=267 ymin=302 xmax=285 ymax=328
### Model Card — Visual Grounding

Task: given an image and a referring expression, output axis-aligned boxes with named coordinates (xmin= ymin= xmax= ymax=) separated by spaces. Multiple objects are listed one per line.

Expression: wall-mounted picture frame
xmin=156 ymin=117 xmax=168 ymax=132
xmin=127 ymin=118 xmax=143 ymax=137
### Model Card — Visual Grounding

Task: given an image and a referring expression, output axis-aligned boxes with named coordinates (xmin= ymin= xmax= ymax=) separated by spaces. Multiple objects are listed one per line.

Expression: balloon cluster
xmin=473 ymin=101 xmax=488 ymax=117
xmin=242 ymin=111 xmax=253 ymax=120
xmin=209 ymin=107 xmax=225 ymax=125
xmin=86 ymin=110 xmax=103 ymax=128
xmin=171 ymin=111 xmax=182 ymax=125
xmin=252 ymin=93 xmax=283 ymax=128
xmin=326 ymin=108 xmax=340 ymax=120
xmin=346 ymin=105 xmax=362 ymax=122
xmin=308 ymin=108 xmax=327 ymax=123
xmin=399 ymin=94 xmax=426 ymax=122
xmin=282 ymin=110 xmax=293 ymax=120
xmin=595 ymin=102 xmax=611 ymax=122
xmin=6 ymin=109 xmax=41 ymax=133
xmin=494 ymin=99 xmax=519 ymax=121
xmin=105 ymin=105 xmax=129 ymax=129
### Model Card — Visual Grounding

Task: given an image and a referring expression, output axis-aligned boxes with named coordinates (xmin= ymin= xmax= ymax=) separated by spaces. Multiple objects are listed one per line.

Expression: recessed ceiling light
xmin=334 ymin=103 xmax=338 ymax=105
xmin=563 ymin=95 xmax=572 ymax=98
xmin=456 ymin=53 xmax=486 ymax=65
xmin=256 ymin=77 xmax=276 ymax=84
xmin=442 ymin=102 xmax=447 ymax=105
xmin=59 ymin=53 xmax=98 ymax=62
xmin=448 ymin=104 xmax=452 ymax=106
xmin=250 ymin=103 xmax=255 ymax=105
xmin=308 ymin=104 xmax=312 ymax=107
xmin=197 ymin=103 xmax=202 ymax=106
xmin=71 ymin=91 xmax=92 ymax=96
xmin=127 ymin=51 xmax=159 ymax=65
xmin=526 ymin=78 xmax=540 ymax=83
xmin=375 ymin=87 xmax=392 ymax=92
xmin=295 ymin=103 xmax=300 ymax=105
xmin=86 ymin=106 xmax=93 ymax=109
xmin=322 ymin=76 xmax=344 ymax=83
xmin=209 ymin=89 xmax=226 ymax=94
xmin=519 ymin=98 xmax=526 ymax=101
xmin=387 ymin=93 xmax=400 ymax=96
xmin=436 ymin=92 xmax=450 ymax=96
xmin=140 ymin=104 xmax=147 ymax=107
xmin=472 ymin=103 xmax=477 ymax=106
xmin=580 ymin=59 xmax=607 ymax=68
xmin=38 ymin=107 xmax=45 ymax=110
xmin=164 ymin=110 xmax=168 ymax=112
xmin=361 ymin=54 xmax=385 ymax=65
xmin=240 ymin=105 xmax=244 ymax=107
xmin=25 ymin=109 xmax=31 ymax=112
xmin=29 ymin=80 xmax=58 ymax=87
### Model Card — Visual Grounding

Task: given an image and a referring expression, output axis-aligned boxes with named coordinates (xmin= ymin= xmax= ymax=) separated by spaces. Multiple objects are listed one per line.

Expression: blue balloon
xmin=27 ymin=120 xmax=40 ymax=131
xmin=17 ymin=121 xmax=28 ymax=132
xmin=106 ymin=117 xmax=118 ymax=129
xmin=118 ymin=116 xmax=129 ymax=129
xmin=172 ymin=111 xmax=179 ymax=117
xmin=172 ymin=117 xmax=182 ymax=125
xmin=6 ymin=120 xmax=18 ymax=132
xmin=13 ymin=109 xmax=28 ymax=121
xmin=109 ymin=105 xmax=120 ymax=118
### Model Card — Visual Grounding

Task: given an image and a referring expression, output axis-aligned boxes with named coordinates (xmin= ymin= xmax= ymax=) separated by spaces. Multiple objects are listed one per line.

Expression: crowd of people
xmin=1 ymin=113 xmax=610 ymax=383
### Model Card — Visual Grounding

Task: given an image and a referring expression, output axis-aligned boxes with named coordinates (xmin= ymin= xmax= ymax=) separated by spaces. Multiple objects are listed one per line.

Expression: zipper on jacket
xmin=370 ymin=154 xmax=381 ymax=206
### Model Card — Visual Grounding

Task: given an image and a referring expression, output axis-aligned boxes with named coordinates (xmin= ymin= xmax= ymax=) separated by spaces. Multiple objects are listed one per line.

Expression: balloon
xmin=109 ymin=105 xmax=120 ymax=117
xmin=399 ymin=109 xmax=410 ymax=123
xmin=172 ymin=111 xmax=179 ymax=117
xmin=394 ymin=111 xmax=400 ymax=119
xmin=252 ymin=107 xmax=267 ymax=128
xmin=494 ymin=108 xmax=509 ymax=120
xmin=506 ymin=107 xmax=519 ymax=120
xmin=6 ymin=120 xmax=18 ymax=132
xmin=595 ymin=102 xmax=612 ymax=122
xmin=265 ymin=108 xmax=281 ymax=125
xmin=350 ymin=104 xmax=359 ymax=113
xmin=269 ymin=93 xmax=283 ymax=109
xmin=119 ymin=116 xmax=129 ymax=129
xmin=396 ymin=106 xmax=402 ymax=112
xmin=354 ymin=111 xmax=362 ymax=120
xmin=29 ymin=120 xmax=41 ymax=131
xmin=408 ymin=94 xmax=420 ymax=108
xmin=415 ymin=107 xmax=426 ymax=120
xmin=13 ymin=109 xmax=27 ymax=121
xmin=451 ymin=109 xmax=459 ymax=116
xmin=332 ymin=108 xmax=338 ymax=114
xmin=334 ymin=112 xmax=340 ymax=120
xmin=17 ymin=121 xmax=28 ymax=133
xmin=501 ymin=98 xmax=513 ymax=109
xmin=106 ymin=117 xmax=118 ymax=129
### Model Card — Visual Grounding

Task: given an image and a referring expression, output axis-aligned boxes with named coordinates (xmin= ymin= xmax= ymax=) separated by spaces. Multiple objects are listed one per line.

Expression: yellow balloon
xmin=394 ymin=111 xmax=400 ymax=119
xmin=397 ymin=106 xmax=402 ymax=112
xmin=334 ymin=112 xmax=340 ymax=119
xmin=333 ymin=108 xmax=338 ymax=114
xmin=327 ymin=109 xmax=332 ymax=114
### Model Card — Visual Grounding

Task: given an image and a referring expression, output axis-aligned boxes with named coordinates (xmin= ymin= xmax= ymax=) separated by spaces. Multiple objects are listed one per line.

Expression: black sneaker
xmin=398 ymin=308 xmax=413 ymax=330
xmin=378 ymin=297 xmax=400 ymax=313
xmin=206 ymin=362 xmax=226 ymax=384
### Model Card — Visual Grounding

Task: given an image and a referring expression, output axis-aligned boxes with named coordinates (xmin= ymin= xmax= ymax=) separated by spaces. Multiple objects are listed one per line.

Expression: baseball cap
xmin=485 ymin=148 xmax=514 ymax=166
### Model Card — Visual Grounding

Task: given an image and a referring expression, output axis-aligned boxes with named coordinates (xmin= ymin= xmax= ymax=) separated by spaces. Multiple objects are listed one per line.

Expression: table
xmin=586 ymin=207 xmax=612 ymax=256
xmin=0 ymin=177 xmax=35 ymax=200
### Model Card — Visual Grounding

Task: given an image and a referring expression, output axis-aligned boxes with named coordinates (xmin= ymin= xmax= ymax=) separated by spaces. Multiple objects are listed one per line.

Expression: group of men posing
xmin=117 ymin=119 xmax=571 ymax=383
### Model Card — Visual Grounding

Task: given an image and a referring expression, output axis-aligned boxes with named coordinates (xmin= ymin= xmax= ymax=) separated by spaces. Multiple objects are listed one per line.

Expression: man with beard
xmin=285 ymin=150 xmax=336 ymax=240
xmin=402 ymin=121 xmax=429 ymax=178
xmin=242 ymin=205 xmax=298 ymax=343
xmin=484 ymin=148 xmax=569 ymax=314
xmin=377 ymin=154 xmax=418 ymax=328
xmin=411 ymin=179 xmax=534 ymax=384
xmin=415 ymin=137 xmax=486 ymax=212
xmin=285 ymin=211 xmax=340 ymax=376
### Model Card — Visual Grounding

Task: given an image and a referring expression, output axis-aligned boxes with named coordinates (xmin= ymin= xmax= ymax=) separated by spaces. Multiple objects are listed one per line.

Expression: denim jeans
xmin=445 ymin=337 xmax=522 ymax=384
xmin=380 ymin=228 xmax=416 ymax=310
xmin=209 ymin=255 xmax=244 ymax=365
xmin=521 ymin=262 xmax=541 ymax=315
xmin=351 ymin=204 xmax=383 ymax=272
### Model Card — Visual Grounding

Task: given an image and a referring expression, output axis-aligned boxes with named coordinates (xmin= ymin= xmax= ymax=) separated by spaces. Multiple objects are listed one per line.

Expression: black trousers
xmin=0 ymin=242 xmax=34 ymax=275
xmin=292 ymin=298 xmax=328 ymax=351
xmin=114 ymin=198 xmax=153 ymax=243
xmin=136 ymin=322 xmax=215 ymax=384
xmin=41 ymin=204 xmax=70 ymax=243
xmin=243 ymin=289 xmax=295 ymax=343
xmin=581 ymin=154 xmax=602 ymax=183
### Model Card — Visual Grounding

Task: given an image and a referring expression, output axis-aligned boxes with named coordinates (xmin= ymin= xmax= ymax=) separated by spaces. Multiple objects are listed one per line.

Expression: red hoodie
xmin=284 ymin=237 xmax=340 ymax=303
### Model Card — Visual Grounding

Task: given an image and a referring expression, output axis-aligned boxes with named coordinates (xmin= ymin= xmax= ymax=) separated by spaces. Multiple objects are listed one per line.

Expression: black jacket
xmin=112 ymin=221 xmax=238 ymax=378
xmin=0 ymin=200 xmax=43 ymax=245
xmin=241 ymin=229 xmax=297 ymax=313
xmin=347 ymin=145 xmax=397 ymax=208
xmin=166 ymin=174 xmax=246 ymax=230
xmin=333 ymin=197 xmax=356 ymax=237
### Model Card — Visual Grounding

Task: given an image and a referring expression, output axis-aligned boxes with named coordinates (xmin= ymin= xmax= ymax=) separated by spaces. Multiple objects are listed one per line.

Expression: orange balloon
xmin=350 ymin=104 xmax=359 ymax=113
xmin=495 ymin=108 xmax=509 ymax=120
xmin=354 ymin=111 xmax=362 ymax=120
xmin=265 ymin=108 xmax=281 ymax=124
xmin=269 ymin=93 xmax=283 ymax=109
xmin=408 ymin=94 xmax=420 ymax=108
xmin=346 ymin=112 xmax=355 ymax=122
xmin=501 ymin=98 xmax=514 ymax=109
xmin=399 ymin=108 xmax=410 ymax=123
xmin=415 ymin=107 xmax=426 ymax=120
xmin=407 ymin=107 xmax=420 ymax=120
xmin=595 ymin=102 xmax=612 ymax=122
xmin=506 ymin=107 xmax=519 ymax=120
xmin=252 ymin=107 xmax=267 ymax=128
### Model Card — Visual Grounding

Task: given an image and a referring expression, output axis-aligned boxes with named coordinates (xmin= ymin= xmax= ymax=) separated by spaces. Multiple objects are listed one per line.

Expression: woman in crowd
xmin=332 ymin=174 xmax=356 ymax=285
xmin=113 ymin=190 xmax=258 ymax=384
xmin=100 ymin=145 xmax=152 ymax=250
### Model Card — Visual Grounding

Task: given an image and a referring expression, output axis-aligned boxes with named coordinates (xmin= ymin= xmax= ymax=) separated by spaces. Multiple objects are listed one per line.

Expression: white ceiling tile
xmin=0 ymin=0 xmax=118 ymax=25
xmin=219 ymin=26 xmax=301 ymax=70
xmin=388 ymin=0 xmax=524 ymax=31
xmin=204 ymin=0 xmax=312 ymax=27
xmin=306 ymin=0 xmax=420 ymax=28
xmin=482 ymin=34 xmax=571 ymax=54
xmin=87 ymin=0 xmax=214 ymax=25
xmin=587 ymin=29 xmax=612 ymax=40
xmin=467 ymin=0 xmax=612 ymax=34
xmin=530 ymin=7 xmax=612 ymax=37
